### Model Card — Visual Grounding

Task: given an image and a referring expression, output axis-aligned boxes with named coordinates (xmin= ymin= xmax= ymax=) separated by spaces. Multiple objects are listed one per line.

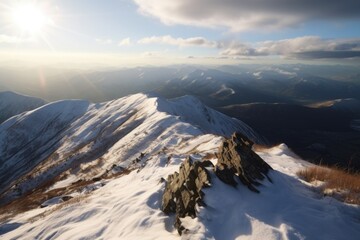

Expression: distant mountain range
xmin=1 ymin=64 xmax=360 ymax=104
xmin=220 ymin=102 xmax=360 ymax=169
xmin=1 ymin=64 xmax=359 ymax=169
xmin=0 ymin=91 xmax=47 ymax=124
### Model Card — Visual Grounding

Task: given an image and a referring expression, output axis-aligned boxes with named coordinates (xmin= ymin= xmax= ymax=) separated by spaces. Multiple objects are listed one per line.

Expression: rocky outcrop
xmin=216 ymin=132 xmax=272 ymax=192
xmin=161 ymin=157 xmax=213 ymax=235
xmin=161 ymin=132 xmax=272 ymax=235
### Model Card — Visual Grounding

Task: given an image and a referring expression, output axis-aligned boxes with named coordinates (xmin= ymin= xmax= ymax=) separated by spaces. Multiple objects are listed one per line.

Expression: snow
xmin=0 ymin=93 xmax=262 ymax=206
xmin=178 ymin=145 xmax=360 ymax=240
xmin=1 ymin=142 xmax=360 ymax=240
xmin=46 ymin=175 xmax=77 ymax=192
xmin=212 ymin=84 xmax=236 ymax=98
xmin=253 ymin=72 xmax=262 ymax=79
xmin=1 ymin=93 xmax=359 ymax=240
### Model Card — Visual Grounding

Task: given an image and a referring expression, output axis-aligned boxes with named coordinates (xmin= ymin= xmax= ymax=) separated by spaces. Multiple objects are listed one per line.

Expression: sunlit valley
xmin=0 ymin=1 xmax=360 ymax=239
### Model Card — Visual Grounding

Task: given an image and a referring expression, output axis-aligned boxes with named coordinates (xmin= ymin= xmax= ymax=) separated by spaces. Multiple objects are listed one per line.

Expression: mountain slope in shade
xmin=155 ymin=69 xmax=288 ymax=107
xmin=0 ymin=91 xmax=47 ymax=124
xmin=220 ymin=102 xmax=360 ymax=170
xmin=0 ymin=93 xmax=262 ymax=206
xmin=1 ymin=142 xmax=359 ymax=240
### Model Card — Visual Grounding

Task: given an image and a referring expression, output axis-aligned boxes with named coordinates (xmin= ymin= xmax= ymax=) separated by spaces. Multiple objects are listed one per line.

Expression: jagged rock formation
xmin=161 ymin=133 xmax=273 ymax=234
xmin=161 ymin=157 xmax=213 ymax=234
xmin=216 ymin=132 xmax=272 ymax=192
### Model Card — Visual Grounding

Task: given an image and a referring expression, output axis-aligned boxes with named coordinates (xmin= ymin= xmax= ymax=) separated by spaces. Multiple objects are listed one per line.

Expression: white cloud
xmin=118 ymin=38 xmax=131 ymax=46
xmin=134 ymin=0 xmax=360 ymax=32
xmin=138 ymin=35 xmax=217 ymax=48
xmin=220 ymin=37 xmax=360 ymax=59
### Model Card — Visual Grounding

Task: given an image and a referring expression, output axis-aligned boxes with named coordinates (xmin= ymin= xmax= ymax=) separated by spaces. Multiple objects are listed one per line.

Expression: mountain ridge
xmin=0 ymin=91 xmax=47 ymax=124
xmin=0 ymin=93 xmax=262 ymax=206
xmin=0 ymin=93 xmax=359 ymax=239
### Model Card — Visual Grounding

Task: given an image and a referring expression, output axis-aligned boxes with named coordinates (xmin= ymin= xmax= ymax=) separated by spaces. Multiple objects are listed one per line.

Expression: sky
xmin=0 ymin=0 xmax=360 ymax=67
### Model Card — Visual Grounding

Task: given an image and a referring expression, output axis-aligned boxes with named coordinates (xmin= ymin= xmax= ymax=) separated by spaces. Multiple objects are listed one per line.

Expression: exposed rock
xmin=216 ymin=132 xmax=272 ymax=192
xmin=161 ymin=157 xmax=213 ymax=235
xmin=161 ymin=133 xmax=272 ymax=235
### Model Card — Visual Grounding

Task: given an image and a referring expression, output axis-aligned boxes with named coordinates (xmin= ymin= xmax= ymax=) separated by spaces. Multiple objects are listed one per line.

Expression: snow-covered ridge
xmin=0 ymin=91 xmax=47 ymax=124
xmin=2 ymin=141 xmax=360 ymax=240
xmin=0 ymin=93 xmax=261 ymax=205
xmin=1 ymin=93 xmax=359 ymax=240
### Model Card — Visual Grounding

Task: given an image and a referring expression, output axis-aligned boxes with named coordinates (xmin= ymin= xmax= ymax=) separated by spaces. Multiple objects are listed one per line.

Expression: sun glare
xmin=11 ymin=4 xmax=50 ymax=35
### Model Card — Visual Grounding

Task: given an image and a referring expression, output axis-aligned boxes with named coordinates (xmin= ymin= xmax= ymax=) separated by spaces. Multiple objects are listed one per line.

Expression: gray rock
xmin=216 ymin=132 xmax=272 ymax=193
xmin=161 ymin=157 xmax=213 ymax=235
xmin=161 ymin=132 xmax=272 ymax=235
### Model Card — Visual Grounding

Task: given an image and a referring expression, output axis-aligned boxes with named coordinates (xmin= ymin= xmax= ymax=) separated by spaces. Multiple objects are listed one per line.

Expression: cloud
xmin=95 ymin=38 xmax=113 ymax=44
xmin=220 ymin=37 xmax=360 ymax=59
xmin=0 ymin=35 xmax=32 ymax=44
xmin=118 ymin=38 xmax=131 ymax=46
xmin=291 ymin=51 xmax=360 ymax=59
xmin=137 ymin=35 xmax=360 ymax=60
xmin=219 ymin=42 xmax=268 ymax=57
xmin=138 ymin=35 xmax=217 ymax=48
xmin=134 ymin=0 xmax=360 ymax=31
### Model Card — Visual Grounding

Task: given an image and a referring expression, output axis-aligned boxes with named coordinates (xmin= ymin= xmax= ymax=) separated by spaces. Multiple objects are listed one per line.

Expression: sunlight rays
xmin=11 ymin=4 xmax=50 ymax=34
xmin=1 ymin=1 xmax=57 ymax=50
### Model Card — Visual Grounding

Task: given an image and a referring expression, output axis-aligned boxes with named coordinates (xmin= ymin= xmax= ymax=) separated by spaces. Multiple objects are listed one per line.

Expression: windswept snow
xmin=0 ymin=93 xmax=261 ymax=205
xmin=1 ymin=143 xmax=359 ymax=240
xmin=0 ymin=93 xmax=359 ymax=240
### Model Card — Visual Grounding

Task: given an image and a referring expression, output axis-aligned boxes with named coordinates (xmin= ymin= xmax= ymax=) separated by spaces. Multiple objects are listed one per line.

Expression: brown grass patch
xmin=0 ymin=168 xmax=132 ymax=222
xmin=297 ymin=166 xmax=360 ymax=205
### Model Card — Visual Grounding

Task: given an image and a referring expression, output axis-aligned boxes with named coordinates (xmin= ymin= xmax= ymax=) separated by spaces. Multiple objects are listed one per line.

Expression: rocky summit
xmin=162 ymin=132 xmax=273 ymax=234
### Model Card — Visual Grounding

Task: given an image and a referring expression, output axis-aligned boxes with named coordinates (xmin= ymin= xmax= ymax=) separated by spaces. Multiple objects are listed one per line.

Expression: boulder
xmin=216 ymin=132 xmax=272 ymax=192
xmin=161 ymin=157 xmax=213 ymax=235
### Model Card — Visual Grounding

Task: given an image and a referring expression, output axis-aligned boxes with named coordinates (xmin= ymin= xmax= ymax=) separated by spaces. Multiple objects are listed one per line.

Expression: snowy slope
xmin=0 ymin=91 xmax=47 ymax=123
xmin=1 ymin=93 xmax=359 ymax=240
xmin=0 ymin=93 xmax=261 ymax=205
xmin=1 ymin=143 xmax=359 ymax=240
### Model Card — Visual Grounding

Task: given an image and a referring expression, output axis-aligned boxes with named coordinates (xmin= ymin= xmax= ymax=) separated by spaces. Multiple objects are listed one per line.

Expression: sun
xmin=11 ymin=4 xmax=50 ymax=35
